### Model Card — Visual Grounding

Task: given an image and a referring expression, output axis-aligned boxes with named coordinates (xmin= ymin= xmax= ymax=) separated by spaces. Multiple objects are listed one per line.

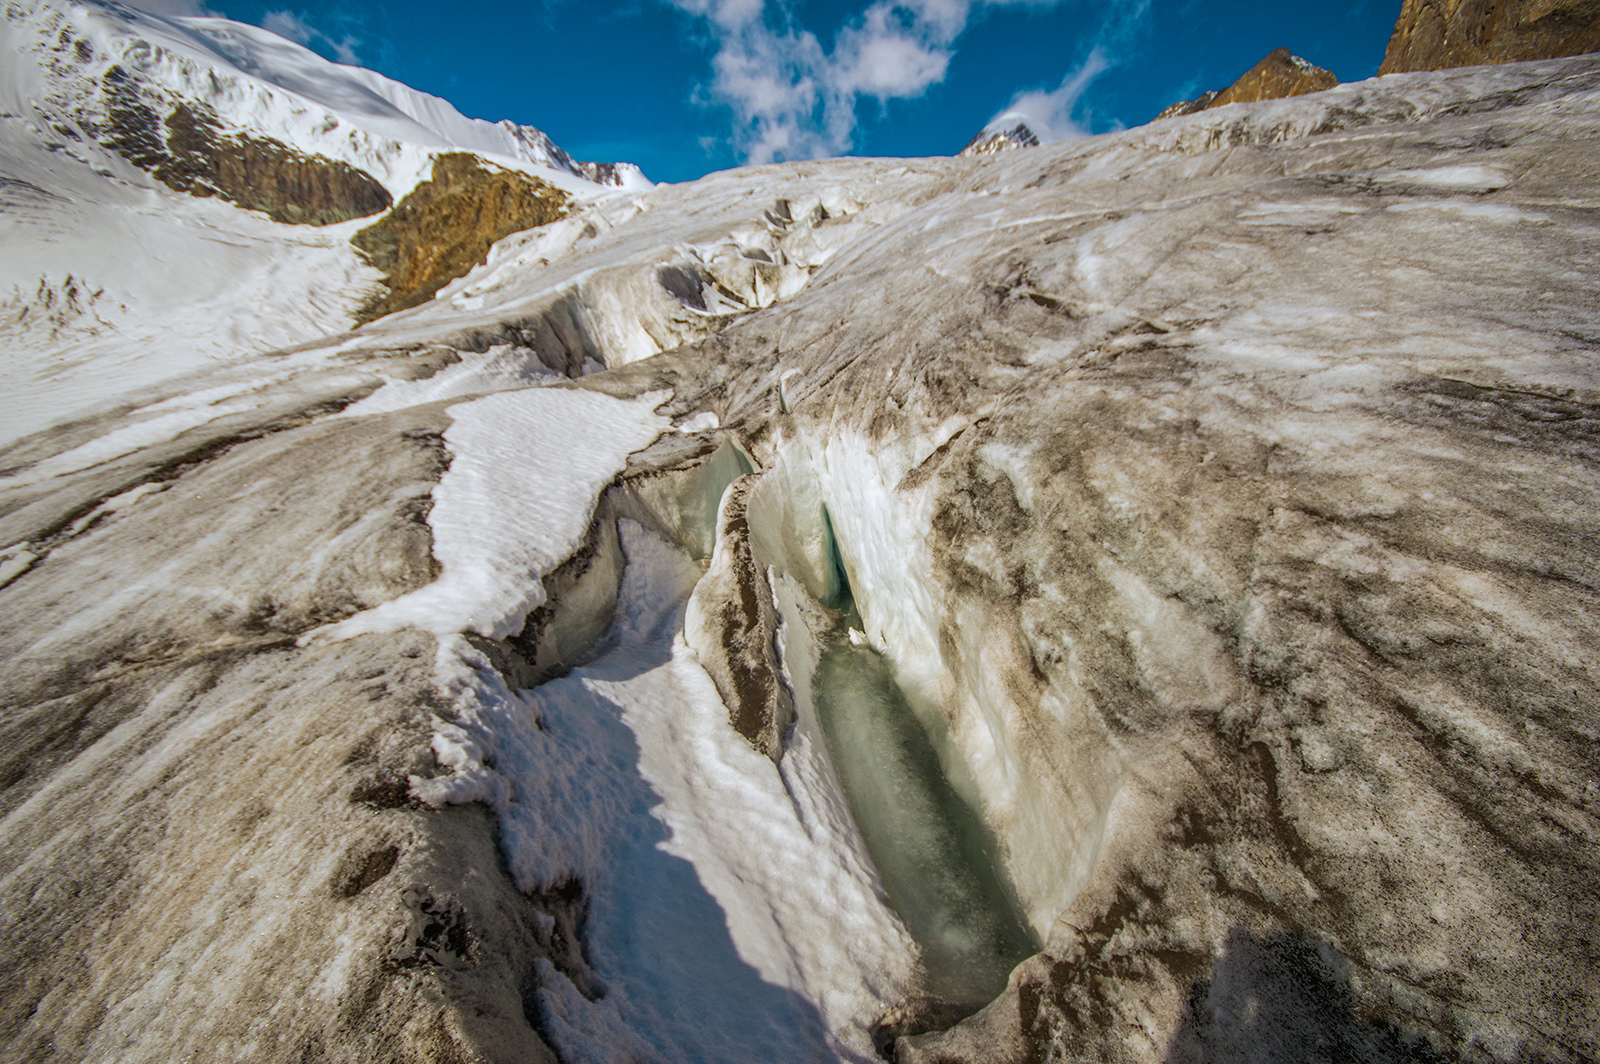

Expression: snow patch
xmin=335 ymin=345 xmax=561 ymax=418
xmin=1372 ymin=165 xmax=1511 ymax=192
xmin=317 ymin=387 xmax=670 ymax=641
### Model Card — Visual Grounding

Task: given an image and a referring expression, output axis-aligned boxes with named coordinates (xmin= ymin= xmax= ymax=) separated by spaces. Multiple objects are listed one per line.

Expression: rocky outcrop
xmin=1211 ymin=47 xmax=1340 ymax=105
xmin=99 ymin=67 xmax=392 ymax=226
xmin=1157 ymin=48 xmax=1338 ymax=118
xmin=350 ymin=153 xmax=569 ymax=324
xmin=1381 ymin=0 xmax=1600 ymax=73
xmin=1154 ymin=90 xmax=1218 ymax=119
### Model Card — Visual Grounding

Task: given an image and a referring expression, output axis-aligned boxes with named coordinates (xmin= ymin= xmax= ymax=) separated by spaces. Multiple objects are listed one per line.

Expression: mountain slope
xmin=0 ymin=0 xmax=642 ymax=448
xmin=1381 ymin=0 xmax=1600 ymax=73
xmin=959 ymin=113 xmax=1041 ymax=155
xmin=1156 ymin=47 xmax=1339 ymax=119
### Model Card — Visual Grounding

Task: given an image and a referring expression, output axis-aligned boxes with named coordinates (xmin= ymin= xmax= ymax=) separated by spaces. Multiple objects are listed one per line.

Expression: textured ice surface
xmin=3 ymin=37 xmax=1600 ymax=1064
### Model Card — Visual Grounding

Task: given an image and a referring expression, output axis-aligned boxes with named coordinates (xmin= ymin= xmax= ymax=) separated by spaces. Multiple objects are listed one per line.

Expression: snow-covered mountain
xmin=3 ymin=4 xmax=1600 ymax=1063
xmin=5 ymin=0 xmax=646 ymax=196
xmin=0 ymin=0 xmax=647 ymax=447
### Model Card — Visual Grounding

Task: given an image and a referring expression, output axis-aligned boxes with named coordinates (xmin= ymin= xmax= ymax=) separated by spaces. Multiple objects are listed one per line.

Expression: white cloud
xmin=665 ymin=0 xmax=1071 ymax=164
xmin=261 ymin=10 xmax=314 ymax=45
xmin=981 ymin=0 xmax=1151 ymax=144
xmin=330 ymin=35 xmax=361 ymax=64
xmin=994 ymin=48 xmax=1106 ymax=142
xmin=257 ymin=9 xmax=362 ymax=65
xmin=832 ymin=7 xmax=951 ymax=100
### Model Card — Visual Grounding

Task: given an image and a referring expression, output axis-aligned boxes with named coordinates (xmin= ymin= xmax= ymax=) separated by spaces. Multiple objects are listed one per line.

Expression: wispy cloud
xmin=260 ymin=9 xmax=363 ymax=64
xmin=664 ymin=0 xmax=1079 ymax=164
xmin=991 ymin=48 xmax=1105 ymax=142
xmin=983 ymin=0 xmax=1150 ymax=143
xmin=261 ymin=10 xmax=313 ymax=44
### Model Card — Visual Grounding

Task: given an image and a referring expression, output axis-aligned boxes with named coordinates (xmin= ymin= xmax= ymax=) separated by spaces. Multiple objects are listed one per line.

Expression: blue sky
xmin=141 ymin=0 xmax=1401 ymax=183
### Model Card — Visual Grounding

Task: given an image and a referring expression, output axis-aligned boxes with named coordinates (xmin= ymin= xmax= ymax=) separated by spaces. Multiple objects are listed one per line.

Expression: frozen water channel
xmin=812 ymin=618 xmax=1037 ymax=1008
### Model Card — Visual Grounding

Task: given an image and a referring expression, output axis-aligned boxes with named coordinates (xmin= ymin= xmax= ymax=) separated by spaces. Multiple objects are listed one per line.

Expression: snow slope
xmin=4 ymin=0 xmax=647 ymax=197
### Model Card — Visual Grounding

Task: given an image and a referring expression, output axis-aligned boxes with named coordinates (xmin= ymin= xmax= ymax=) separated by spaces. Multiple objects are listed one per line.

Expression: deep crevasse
xmin=425 ymin=522 xmax=919 ymax=1064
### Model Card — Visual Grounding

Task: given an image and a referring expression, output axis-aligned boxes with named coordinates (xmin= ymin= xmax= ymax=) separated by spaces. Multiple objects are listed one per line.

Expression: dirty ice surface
xmin=318 ymin=378 xmax=918 ymax=1060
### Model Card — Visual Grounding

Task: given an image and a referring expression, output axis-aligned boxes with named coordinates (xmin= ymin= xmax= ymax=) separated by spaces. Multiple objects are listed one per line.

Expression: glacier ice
xmin=3 ymin=18 xmax=1600 ymax=1064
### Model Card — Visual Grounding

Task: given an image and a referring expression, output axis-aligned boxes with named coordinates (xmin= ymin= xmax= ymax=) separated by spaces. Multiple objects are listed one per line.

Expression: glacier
xmin=2 ymin=2 xmax=1600 ymax=1062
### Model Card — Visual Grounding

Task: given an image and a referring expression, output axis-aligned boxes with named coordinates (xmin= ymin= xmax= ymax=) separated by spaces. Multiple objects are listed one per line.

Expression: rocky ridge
xmin=1157 ymin=48 xmax=1339 ymax=119
xmin=98 ymin=68 xmax=393 ymax=226
xmin=1381 ymin=0 xmax=1600 ymax=73
xmin=960 ymin=116 xmax=1042 ymax=156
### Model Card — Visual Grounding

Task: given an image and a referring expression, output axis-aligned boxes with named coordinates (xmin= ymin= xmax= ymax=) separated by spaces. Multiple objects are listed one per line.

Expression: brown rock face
xmin=351 ymin=152 xmax=569 ymax=324
xmin=1380 ymin=0 xmax=1600 ymax=73
xmin=1159 ymin=48 xmax=1339 ymax=119
xmin=1209 ymin=47 xmax=1340 ymax=106
xmin=99 ymin=67 xmax=392 ymax=226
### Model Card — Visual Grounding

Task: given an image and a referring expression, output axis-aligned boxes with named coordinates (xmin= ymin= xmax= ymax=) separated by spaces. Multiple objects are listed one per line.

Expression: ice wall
xmin=742 ymin=430 xmax=1111 ymax=941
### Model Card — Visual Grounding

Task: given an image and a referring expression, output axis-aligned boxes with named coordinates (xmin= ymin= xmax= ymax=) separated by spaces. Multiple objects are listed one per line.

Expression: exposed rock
xmin=491 ymin=117 xmax=645 ymax=188
xmin=575 ymin=159 xmax=633 ymax=185
xmin=1154 ymin=90 xmax=1219 ymax=119
xmin=350 ymin=152 xmax=569 ymax=324
xmin=1381 ymin=0 xmax=1600 ymax=74
xmin=99 ymin=67 xmax=392 ymax=226
xmin=1211 ymin=47 xmax=1340 ymax=105
xmin=1156 ymin=48 xmax=1339 ymax=119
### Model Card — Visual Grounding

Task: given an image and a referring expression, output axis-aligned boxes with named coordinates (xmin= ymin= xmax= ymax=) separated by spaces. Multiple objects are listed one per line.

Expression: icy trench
xmin=559 ymin=428 xmax=1037 ymax=1056
xmin=321 ymin=383 xmax=1043 ymax=1061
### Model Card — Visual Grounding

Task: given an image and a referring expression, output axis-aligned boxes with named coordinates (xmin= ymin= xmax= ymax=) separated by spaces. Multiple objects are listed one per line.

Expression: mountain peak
xmin=959 ymin=112 xmax=1041 ymax=156
xmin=1155 ymin=47 xmax=1337 ymax=119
